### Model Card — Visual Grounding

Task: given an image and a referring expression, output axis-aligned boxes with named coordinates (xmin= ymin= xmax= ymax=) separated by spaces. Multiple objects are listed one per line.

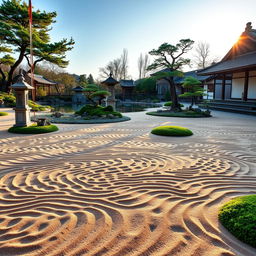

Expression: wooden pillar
xmin=243 ymin=71 xmax=249 ymax=101
xmin=48 ymin=85 xmax=51 ymax=96
xmin=221 ymin=74 xmax=226 ymax=100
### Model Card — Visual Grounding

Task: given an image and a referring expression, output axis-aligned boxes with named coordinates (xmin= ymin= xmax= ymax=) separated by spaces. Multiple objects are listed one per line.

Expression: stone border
xmin=32 ymin=114 xmax=131 ymax=124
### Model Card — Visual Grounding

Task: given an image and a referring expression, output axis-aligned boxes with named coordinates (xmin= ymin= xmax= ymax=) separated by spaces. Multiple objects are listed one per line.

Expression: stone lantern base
xmin=13 ymin=107 xmax=32 ymax=127
xmin=107 ymin=99 xmax=116 ymax=111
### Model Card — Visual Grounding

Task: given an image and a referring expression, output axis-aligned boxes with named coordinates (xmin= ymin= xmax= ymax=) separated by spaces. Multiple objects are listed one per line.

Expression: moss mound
xmin=75 ymin=105 xmax=122 ymax=118
xmin=0 ymin=112 xmax=8 ymax=116
xmin=147 ymin=110 xmax=211 ymax=118
xmin=8 ymin=124 xmax=58 ymax=134
xmin=151 ymin=126 xmax=193 ymax=136
xmin=219 ymin=195 xmax=256 ymax=248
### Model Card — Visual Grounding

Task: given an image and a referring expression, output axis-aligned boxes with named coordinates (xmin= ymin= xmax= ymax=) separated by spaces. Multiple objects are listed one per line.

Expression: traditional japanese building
xmin=198 ymin=22 xmax=256 ymax=102
xmin=154 ymin=69 xmax=214 ymax=100
xmin=119 ymin=79 xmax=135 ymax=100
xmin=26 ymin=73 xmax=59 ymax=98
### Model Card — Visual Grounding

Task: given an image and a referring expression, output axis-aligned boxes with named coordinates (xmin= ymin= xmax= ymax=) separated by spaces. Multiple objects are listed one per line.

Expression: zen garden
xmin=0 ymin=0 xmax=256 ymax=256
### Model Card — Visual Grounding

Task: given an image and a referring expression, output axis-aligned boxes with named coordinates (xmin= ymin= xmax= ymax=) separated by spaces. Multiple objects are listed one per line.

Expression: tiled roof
xmin=198 ymin=52 xmax=256 ymax=75
xmin=27 ymin=73 xmax=57 ymax=85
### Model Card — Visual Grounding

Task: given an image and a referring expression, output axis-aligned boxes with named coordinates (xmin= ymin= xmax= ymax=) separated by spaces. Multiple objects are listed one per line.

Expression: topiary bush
xmin=164 ymin=101 xmax=184 ymax=108
xmin=219 ymin=195 xmax=256 ymax=248
xmin=151 ymin=126 xmax=193 ymax=136
xmin=0 ymin=112 xmax=8 ymax=116
xmin=8 ymin=124 xmax=58 ymax=134
xmin=75 ymin=105 xmax=122 ymax=118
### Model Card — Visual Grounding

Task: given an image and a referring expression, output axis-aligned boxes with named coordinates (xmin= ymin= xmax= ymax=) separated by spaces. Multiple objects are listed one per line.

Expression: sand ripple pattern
xmin=0 ymin=149 xmax=255 ymax=255
xmin=0 ymin=123 xmax=256 ymax=255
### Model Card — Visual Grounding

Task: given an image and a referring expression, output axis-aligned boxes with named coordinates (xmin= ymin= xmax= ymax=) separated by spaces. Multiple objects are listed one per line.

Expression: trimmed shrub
xmin=8 ymin=124 xmax=58 ymax=134
xmin=164 ymin=101 xmax=184 ymax=108
xmin=0 ymin=112 xmax=8 ymax=116
xmin=147 ymin=110 xmax=211 ymax=118
xmin=151 ymin=126 xmax=193 ymax=136
xmin=75 ymin=105 xmax=122 ymax=118
xmin=219 ymin=195 xmax=256 ymax=248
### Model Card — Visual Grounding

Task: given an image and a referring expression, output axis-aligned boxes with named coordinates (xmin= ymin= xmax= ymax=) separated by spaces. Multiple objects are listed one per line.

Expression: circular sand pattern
xmin=0 ymin=150 xmax=256 ymax=256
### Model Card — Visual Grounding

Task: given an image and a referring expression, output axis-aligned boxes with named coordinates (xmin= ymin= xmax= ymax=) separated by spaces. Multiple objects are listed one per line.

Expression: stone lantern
xmin=72 ymin=86 xmax=86 ymax=104
xmin=101 ymin=73 xmax=119 ymax=110
xmin=10 ymin=74 xmax=34 ymax=127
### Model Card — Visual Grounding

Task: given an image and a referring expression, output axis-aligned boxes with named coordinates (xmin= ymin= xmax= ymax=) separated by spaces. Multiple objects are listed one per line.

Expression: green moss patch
xmin=147 ymin=110 xmax=211 ymax=118
xmin=219 ymin=195 xmax=256 ymax=248
xmin=0 ymin=112 xmax=8 ymax=116
xmin=75 ymin=105 xmax=122 ymax=118
xmin=151 ymin=126 xmax=193 ymax=136
xmin=8 ymin=124 xmax=58 ymax=134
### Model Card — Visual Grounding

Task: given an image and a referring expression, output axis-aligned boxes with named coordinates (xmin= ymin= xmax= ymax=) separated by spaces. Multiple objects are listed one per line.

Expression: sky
xmin=6 ymin=0 xmax=256 ymax=79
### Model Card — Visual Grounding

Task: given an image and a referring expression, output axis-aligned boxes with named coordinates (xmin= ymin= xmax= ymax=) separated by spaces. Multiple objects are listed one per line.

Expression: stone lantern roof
xmin=10 ymin=74 xmax=34 ymax=90
xmin=101 ymin=73 xmax=119 ymax=86
xmin=72 ymin=85 xmax=84 ymax=92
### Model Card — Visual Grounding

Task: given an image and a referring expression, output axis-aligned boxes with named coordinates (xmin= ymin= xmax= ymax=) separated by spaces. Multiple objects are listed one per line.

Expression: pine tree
xmin=0 ymin=0 xmax=74 ymax=91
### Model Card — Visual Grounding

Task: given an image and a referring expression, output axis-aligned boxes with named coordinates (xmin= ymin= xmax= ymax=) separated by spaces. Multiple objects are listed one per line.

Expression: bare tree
xmin=194 ymin=41 xmax=211 ymax=69
xmin=120 ymin=49 xmax=128 ymax=79
xmin=138 ymin=53 xmax=150 ymax=79
xmin=99 ymin=49 xmax=129 ymax=80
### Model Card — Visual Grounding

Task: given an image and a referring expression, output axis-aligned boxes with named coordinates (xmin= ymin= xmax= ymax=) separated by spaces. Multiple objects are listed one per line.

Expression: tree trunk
xmin=167 ymin=77 xmax=181 ymax=111
xmin=6 ymin=46 xmax=27 ymax=91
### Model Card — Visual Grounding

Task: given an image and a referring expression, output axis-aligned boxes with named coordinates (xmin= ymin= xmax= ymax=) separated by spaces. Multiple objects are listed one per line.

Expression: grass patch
xmin=151 ymin=126 xmax=193 ymax=137
xmin=0 ymin=112 xmax=8 ymax=116
xmin=147 ymin=110 xmax=211 ymax=118
xmin=8 ymin=124 xmax=58 ymax=134
xmin=219 ymin=195 xmax=256 ymax=248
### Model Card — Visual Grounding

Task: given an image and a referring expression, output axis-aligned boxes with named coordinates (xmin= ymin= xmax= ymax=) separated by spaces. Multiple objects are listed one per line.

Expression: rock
xmin=51 ymin=112 xmax=63 ymax=118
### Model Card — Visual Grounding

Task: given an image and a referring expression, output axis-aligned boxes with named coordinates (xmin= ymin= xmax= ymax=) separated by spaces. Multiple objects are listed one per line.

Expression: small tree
xmin=91 ymin=90 xmax=110 ymax=105
xmin=147 ymin=39 xmax=194 ymax=111
xmin=83 ymin=84 xmax=110 ymax=106
xmin=179 ymin=76 xmax=205 ymax=109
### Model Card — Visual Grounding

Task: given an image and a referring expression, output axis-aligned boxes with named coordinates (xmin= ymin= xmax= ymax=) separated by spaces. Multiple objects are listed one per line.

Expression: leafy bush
xmin=219 ymin=195 xmax=256 ymax=248
xmin=0 ymin=112 xmax=8 ymax=116
xmin=151 ymin=126 xmax=193 ymax=136
xmin=164 ymin=101 xmax=184 ymax=108
xmin=0 ymin=92 xmax=16 ymax=107
xmin=8 ymin=124 xmax=58 ymax=134
xmin=0 ymin=92 xmax=50 ymax=111
xmin=75 ymin=105 xmax=122 ymax=118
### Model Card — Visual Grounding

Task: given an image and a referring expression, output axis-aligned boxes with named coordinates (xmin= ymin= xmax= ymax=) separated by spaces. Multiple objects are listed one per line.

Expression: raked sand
xmin=0 ymin=108 xmax=255 ymax=256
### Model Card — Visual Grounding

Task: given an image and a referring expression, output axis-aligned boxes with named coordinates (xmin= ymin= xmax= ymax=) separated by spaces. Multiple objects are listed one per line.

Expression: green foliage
xmin=0 ymin=92 xmax=50 ymax=110
xmin=75 ymin=104 xmax=122 ymax=118
xmin=147 ymin=39 xmax=194 ymax=110
xmin=8 ymin=124 xmax=58 ymax=134
xmin=151 ymin=126 xmax=193 ymax=136
xmin=28 ymin=100 xmax=50 ymax=111
xmin=135 ymin=77 xmax=156 ymax=95
xmin=179 ymin=76 xmax=205 ymax=107
xmin=0 ymin=111 xmax=8 ymax=116
xmin=87 ymin=74 xmax=94 ymax=84
xmin=91 ymin=90 xmax=110 ymax=98
xmin=0 ymin=92 xmax=15 ymax=106
xmin=219 ymin=195 xmax=256 ymax=248
xmin=0 ymin=0 xmax=74 ymax=89
xmin=164 ymin=101 xmax=184 ymax=108
xmin=147 ymin=39 xmax=194 ymax=71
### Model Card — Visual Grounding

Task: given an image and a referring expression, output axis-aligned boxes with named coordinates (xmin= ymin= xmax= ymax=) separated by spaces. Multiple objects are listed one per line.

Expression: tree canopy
xmin=147 ymin=39 xmax=194 ymax=110
xmin=0 ymin=0 xmax=74 ymax=91
xmin=179 ymin=76 xmax=205 ymax=108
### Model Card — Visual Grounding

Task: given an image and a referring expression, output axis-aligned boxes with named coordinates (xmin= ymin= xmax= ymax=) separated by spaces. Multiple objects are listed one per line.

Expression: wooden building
xmin=119 ymin=80 xmax=135 ymax=100
xmin=154 ymin=69 xmax=213 ymax=100
xmin=26 ymin=73 xmax=59 ymax=98
xmin=198 ymin=22 xmax=256 ymax=102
